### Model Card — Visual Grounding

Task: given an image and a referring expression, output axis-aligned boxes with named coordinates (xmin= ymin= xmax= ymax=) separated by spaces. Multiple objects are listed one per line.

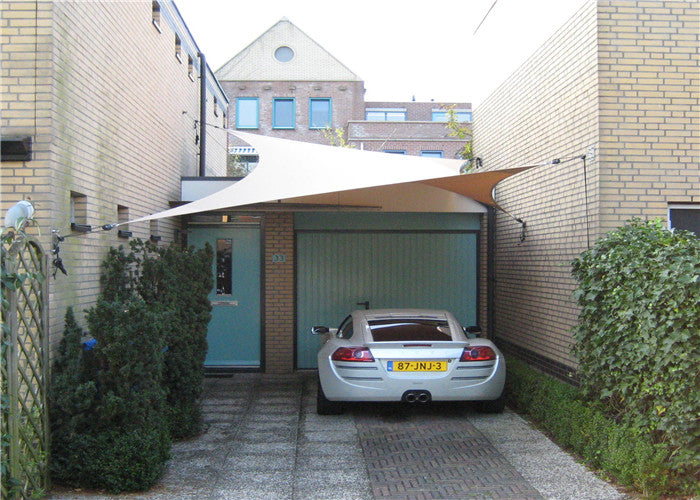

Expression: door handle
xmin=357 ymin=300 xmax=370 ymax=310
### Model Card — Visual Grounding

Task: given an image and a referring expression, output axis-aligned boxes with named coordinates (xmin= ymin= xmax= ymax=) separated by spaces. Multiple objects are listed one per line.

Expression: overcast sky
xmin=173 ymin=0 xmax=588 ymax=107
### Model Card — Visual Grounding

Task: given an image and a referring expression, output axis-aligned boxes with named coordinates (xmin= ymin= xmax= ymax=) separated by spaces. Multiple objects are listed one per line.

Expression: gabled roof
xmin=215 ymin=18 xmax=362 ymax=82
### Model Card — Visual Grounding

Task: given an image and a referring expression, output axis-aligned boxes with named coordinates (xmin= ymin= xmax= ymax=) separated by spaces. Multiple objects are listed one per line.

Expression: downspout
xmin=198 ymin=52 xmax=206 ymax=177
xmin=487 ymin=206 xmax=496 ymax=339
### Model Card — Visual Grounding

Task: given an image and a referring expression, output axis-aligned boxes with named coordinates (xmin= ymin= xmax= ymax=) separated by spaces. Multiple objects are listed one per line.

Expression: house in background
xmin=0 ymin=0 xmax=228 ymax=345
xmin=472 ymin=0 xmax=698 ymax=379
xmin=215 ymin=18 xmax=471 ymax=175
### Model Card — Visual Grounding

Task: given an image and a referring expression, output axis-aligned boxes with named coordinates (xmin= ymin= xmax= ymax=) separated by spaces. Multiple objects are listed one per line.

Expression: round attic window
xmin=274 ymin=46 xmax=294 ymax=63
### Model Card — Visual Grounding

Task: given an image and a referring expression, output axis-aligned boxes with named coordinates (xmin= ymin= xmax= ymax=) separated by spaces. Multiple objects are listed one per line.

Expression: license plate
xmin=387 ymin=360 xmax=447 ymax=372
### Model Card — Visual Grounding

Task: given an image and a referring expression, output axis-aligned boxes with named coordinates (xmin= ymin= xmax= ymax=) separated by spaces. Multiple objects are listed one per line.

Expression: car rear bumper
xmin=318 ymin=356 xmax=506 ymax=402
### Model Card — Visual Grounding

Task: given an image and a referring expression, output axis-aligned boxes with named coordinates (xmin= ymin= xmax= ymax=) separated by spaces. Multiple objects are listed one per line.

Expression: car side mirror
xmin=311 ymin=326 xmax=329 ymax=335
xmin=463 ymin=326 xmax=482 ymax=338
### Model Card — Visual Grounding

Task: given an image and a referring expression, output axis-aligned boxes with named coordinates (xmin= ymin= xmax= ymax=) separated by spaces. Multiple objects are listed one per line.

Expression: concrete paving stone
xmin=302 ymin=428 xmax=360 ymax=443
xmin=223 ymin=451 xmax=296 ymax=471
xmin=212 ymin=470 xmax=294 ymax=499
xmin=293 ymin=468 xmax=373 ymax=500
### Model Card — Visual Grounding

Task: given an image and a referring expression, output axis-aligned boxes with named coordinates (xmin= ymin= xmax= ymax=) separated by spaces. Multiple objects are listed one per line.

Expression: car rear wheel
xmin=477 ymin=392 xmax=506 ymax=413
xmin=317 ymin=379 xmax=343 ymax=415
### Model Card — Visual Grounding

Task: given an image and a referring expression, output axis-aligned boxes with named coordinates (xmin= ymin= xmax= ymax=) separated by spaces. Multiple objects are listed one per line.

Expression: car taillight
xmin=331 ymin=347 xmax=375 ymax=362
xmin=460 ymin=346 xmax=496 ymax=362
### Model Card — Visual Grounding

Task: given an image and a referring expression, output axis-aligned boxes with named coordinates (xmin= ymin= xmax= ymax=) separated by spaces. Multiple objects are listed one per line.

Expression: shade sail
xmin=129 ymin=131 xmax=531 ymax=223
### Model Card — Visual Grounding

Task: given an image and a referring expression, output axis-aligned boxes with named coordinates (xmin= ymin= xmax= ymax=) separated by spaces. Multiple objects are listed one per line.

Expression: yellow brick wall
xmin=597 ymin=0 xmax=699 ymax=229
xmin=1 ymin=1 xmax=228 ymax=348
xmin=473 ymin=0 xmax=698 ymax=371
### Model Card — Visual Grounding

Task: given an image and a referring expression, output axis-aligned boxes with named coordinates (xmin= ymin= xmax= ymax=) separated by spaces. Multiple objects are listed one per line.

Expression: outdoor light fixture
xmin=118 ymin=229 xmax=133 ymax=239
xmin=3 ymin=200 xmax=34 ymax=229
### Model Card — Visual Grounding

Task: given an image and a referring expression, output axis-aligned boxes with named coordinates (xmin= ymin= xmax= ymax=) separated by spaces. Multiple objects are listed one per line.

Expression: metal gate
xmin=1 ymin=234 xmax=49 ymax=499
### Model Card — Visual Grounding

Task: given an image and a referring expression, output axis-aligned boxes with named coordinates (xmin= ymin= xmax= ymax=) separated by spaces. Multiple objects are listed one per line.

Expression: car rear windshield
xmin=368 ymin=319 xmax=452 ymax=342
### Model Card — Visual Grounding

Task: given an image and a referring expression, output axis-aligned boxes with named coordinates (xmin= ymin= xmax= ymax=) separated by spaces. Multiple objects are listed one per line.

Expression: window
xmin=70 ymin=191 xmax=87 ymax=231
xmin=152 ymin=1 xmax=161 ymax=31
xmin=216 ymin=239 xmax=233 ymax=295
xmin=421 ymin=150 xmax=444 ymax=158
xmin=175 ymin=35 xmax=182 ymax=62
xmin=366 ymin=108 xmax=406 ymax=121
xmin=187 ymin=55 xmax=194 ymax=80
xmin=368 ymin=319 xmax=452 ymax=342
xmin=274 ymin=46 xmax=294 ymax=63
xmin=669 ymin=204 xmax=699 ymax=235
xmin=309 ymin=98 xmax=331 ymax=129
xmin=383 ymin=150 xmax=406 ymax=154
xmin=273 ymin=98 xmax=295 ymax=129
xmin=117 ymin=205 xmax=131 ymax=238
xmin=432 ymin=109 xmax=472 ymax=122
xmin=236 ymin=98 xmax=258 ymax=129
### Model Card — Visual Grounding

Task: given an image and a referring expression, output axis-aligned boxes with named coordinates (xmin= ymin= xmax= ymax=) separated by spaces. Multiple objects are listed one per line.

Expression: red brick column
xmin=263 ymin=212 xmax=295 ymax=373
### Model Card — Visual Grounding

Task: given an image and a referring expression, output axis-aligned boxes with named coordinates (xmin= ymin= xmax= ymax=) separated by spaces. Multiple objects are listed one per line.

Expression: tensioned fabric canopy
xmin=129 ymin=131 xmax=531 ymax=224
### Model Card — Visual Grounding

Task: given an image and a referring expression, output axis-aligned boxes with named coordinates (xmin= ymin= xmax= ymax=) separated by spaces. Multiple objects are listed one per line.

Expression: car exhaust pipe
xmin=402 ymin=390 xmax=431 ymax=404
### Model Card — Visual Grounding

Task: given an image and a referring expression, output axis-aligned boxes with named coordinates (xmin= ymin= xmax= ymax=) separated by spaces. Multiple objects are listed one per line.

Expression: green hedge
xmin=506 ymin=358 xmax=697 ymax=497
xmin=570 ymin=219 xmax=699 ymax=487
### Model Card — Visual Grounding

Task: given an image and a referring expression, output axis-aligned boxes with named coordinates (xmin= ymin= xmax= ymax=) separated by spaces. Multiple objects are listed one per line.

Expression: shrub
xmin=50 ymin=249 xmax=171 ymax=492
xmin=570 ymin=219 xmax=699 ymax=479
xmin=134 ymin=240 xmax=213 ymax=438
xmin=505 ymin=358 xmax=687 ymax=496
xmin=48 ymin=307 xmax=99 ymax=485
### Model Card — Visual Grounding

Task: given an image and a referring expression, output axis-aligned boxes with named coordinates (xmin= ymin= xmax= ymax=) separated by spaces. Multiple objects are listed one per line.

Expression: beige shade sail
xmin=128 ymin=131 xmax=531 ymax=224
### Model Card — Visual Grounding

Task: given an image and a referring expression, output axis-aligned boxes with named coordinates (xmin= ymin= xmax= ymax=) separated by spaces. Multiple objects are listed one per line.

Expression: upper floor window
xmin=383 ymin=150 xmax=406 ymax=155
xmin=309 ymin=98 xmax=331 ymax=129
xmin=175 ymin=35 xmax=182 ymax=62
xmin=273 ymin=98 xmax=295 ymax=129
xmin=236 ymin=98 xmax=259 ymax=129
xmin=152 ymin=1 xmax=161 ymax=31
xmin=432 ymin=109 xmax=472 ymax=122
xmin=420 ymin=150 xmax=444 ymax=158
xmin=366 ymin=108 xmax=406 ymax=122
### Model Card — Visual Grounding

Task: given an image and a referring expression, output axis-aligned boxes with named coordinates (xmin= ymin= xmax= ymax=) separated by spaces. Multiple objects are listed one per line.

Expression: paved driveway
xmin=51 ymin=373 xmax=625 ymax=500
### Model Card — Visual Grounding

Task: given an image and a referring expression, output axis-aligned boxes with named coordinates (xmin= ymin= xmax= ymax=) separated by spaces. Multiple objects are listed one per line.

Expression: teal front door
xmin=189 ymin=225 xmax=261 ymax=369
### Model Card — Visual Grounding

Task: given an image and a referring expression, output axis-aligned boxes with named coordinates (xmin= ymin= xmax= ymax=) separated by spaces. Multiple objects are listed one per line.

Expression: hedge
xmin=506 ymin=355 xmax=697 ymax=497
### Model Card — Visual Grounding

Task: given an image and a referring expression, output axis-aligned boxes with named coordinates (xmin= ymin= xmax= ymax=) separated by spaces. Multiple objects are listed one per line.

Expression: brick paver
xmin=353 ymin=405 xmax=543 ymax=500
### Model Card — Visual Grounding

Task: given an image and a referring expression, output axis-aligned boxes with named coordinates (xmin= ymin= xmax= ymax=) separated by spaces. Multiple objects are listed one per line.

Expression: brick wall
xmin=472 ymin=0 xmax=698 ymax=373
xmin=473 ymin=0 xmax=602 ymax=371
xmin=597 ymin=0 xmax=699 ymax=229
xmin=263 ymin=212 xmax=295 ymax=373
xmin=222 ymin=80 xmax=365 ymax=146
xmin=1 ymin=1 xmax=228 ymax=349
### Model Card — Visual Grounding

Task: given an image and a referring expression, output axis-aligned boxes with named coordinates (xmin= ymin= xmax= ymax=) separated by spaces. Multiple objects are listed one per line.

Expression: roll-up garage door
xmin=296 ymin=213 xmax=479 ymax=369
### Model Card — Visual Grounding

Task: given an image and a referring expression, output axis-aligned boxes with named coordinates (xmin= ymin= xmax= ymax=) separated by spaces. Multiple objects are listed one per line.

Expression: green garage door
xmin=296 ymin=213 xmax=480 ymax=369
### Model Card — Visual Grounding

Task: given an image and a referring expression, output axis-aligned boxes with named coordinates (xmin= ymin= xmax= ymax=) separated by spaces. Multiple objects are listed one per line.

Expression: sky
xmin=173 ymin=0 xmax=589 ymax=107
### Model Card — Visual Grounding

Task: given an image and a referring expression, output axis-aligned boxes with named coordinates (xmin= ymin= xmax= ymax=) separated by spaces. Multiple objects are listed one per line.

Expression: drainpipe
xmin=198 ymin=52 xmax=206 ymax=177
xmin=487 ymin=206 xmax=496 ymax=339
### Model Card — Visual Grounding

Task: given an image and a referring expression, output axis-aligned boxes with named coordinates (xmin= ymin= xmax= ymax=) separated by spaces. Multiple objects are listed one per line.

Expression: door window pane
xmin=216 ymin=239 xmax=232 ymax=295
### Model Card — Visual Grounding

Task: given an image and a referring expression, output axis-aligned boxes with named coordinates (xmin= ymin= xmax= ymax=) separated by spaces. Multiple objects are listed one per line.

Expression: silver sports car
xmin=312 ymin=309 xmax=506 ymax=415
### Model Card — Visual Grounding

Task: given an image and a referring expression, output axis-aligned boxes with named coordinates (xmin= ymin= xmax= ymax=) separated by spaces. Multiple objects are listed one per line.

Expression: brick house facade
xmin=1 ymin=0 xmax=228 ymax=348
xmin=473 ymin=0 xmax=699 ymax=377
